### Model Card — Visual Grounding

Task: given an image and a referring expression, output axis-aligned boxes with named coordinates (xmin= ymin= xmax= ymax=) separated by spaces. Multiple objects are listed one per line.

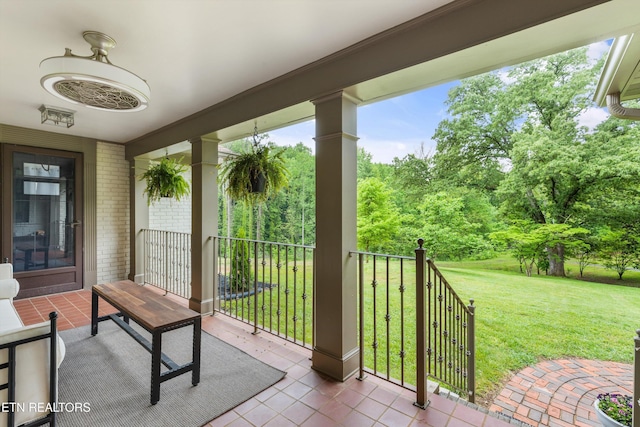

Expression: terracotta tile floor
xmin=14 ymin=288 xmax=518 ymax=427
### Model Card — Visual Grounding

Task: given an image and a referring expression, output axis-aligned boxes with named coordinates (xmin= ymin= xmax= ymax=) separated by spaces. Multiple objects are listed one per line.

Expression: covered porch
xmin=12 ymin=288 xmax=526 ymax=427
xmin=1 ymin=1 xmax=640 ymax=426
xmin=16 ymin=287 xmax=634 ymax=426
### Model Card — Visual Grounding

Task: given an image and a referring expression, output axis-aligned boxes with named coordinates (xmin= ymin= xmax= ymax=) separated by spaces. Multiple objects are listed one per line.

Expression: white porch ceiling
xmin=1 ymin=0 xmax=640 ymax=158
xmin=0 ymin=0 xmax=453 ymax=143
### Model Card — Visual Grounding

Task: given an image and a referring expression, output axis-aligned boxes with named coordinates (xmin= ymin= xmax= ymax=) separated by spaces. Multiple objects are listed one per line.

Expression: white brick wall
xmin=96 ymin=142 xmax=130 ymax=283
xmin=149 ymin=169 xmax=192 ymax=233
xmin=94 ymin=148 xmax=192 ymax=284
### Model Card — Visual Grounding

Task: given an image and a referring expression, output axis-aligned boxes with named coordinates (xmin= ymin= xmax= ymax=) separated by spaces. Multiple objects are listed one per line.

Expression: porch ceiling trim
xmin=594 ymin=32 xmax=640 ymax=106
xmin=125 ymin=0 xmax=608 ymax=160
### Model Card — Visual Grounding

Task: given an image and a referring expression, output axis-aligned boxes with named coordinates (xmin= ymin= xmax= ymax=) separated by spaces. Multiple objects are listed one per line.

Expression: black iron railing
xmin=353 ymin=251 xmax=415 ymax=386
xmin=353 ymin=240 xmax=475 ymax=407
xmin=140 ymin=230 xmax=475 ymax=406
xmin=141 ymin=229 xmax=191 ymax=298
xmin=416 ymin=239 xmax=475 ymax=404
xmin=212 ymin=236 xmax=315 ymax=349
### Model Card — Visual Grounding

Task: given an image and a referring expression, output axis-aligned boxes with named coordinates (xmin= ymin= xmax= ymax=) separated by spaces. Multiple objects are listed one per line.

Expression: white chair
xmin=0 ymin=263 xmax=65 ymax=427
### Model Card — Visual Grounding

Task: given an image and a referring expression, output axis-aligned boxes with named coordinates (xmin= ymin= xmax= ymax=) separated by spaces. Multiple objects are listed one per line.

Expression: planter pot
xmin=594 ymin=399 xmax=628 ymax=427
xmin=250 ymin=172 xmax=266 ymax=193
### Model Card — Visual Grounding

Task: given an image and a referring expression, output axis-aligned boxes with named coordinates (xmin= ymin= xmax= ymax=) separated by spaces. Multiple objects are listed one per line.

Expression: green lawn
xmin=436 ymin=262 xmax=640 ymax=399
xmin=439 ymin=254 xmax=640 ymax=286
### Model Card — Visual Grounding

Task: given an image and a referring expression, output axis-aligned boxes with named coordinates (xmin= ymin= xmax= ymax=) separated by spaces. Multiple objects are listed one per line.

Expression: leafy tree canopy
xmin=418 ymin=188 xmax=497 ymax=260
xmin=357 ymin=177 xmax=401 ymax=253
xmin=432 ymin=46 xmax=640 ymax=275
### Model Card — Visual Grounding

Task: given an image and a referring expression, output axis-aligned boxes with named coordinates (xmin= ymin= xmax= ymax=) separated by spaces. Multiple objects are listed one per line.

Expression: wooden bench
xmin=91 ymin=280 xmax=201 ymax=405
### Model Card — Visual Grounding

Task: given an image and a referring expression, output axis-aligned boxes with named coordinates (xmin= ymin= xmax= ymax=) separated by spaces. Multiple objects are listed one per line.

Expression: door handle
xmin=69 ymin=220 xmax=81 ymax=228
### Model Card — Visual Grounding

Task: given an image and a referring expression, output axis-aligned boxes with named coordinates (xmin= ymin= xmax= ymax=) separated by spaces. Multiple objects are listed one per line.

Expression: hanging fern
xmin=220 ymin=142 xmax=289 ymax=204
xmin=140 ymin=157 xmax=190 ymax=205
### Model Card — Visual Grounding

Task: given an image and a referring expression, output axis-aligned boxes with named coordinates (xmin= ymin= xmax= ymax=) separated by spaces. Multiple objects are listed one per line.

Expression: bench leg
xmin=91 ymin=291 xmax=98 ymax=336
xmin=151 ymin=330 xmax=162 ymax=404
xmin=192 ymin=316 xmax=201 ymax=386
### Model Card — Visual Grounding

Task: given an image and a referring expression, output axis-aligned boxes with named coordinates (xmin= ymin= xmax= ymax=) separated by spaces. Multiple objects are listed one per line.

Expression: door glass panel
xmin=12 ymin=152 xmax=76 ymax=272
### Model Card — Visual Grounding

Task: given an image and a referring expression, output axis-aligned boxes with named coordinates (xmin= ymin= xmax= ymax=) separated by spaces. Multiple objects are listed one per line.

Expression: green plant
xmin=220 ymin=133 xmax=289 ymax=204
xmin=596 ymin=393 xmax=632 ymax=426
xmin=140 ymin=157 xmax=190 ymax=205
xmin=230 ymin=228 xmax=252 ymax=293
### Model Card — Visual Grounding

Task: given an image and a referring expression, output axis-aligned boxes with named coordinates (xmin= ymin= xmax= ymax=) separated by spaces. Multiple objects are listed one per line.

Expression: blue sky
xmin=357 ymin=82 xmax=457 ymax=163
xmin=269 ymin=82 xmax=456 ymax=164
xmin=269 ymin=41 xmax=610 ymax=164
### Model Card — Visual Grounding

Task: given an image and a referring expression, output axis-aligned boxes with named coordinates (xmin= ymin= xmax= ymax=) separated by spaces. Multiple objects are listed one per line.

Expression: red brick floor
xmin=18 ymin=288 xmax=608 ymax=427
xmin=490 ymin=359 xmax=633 ymax=427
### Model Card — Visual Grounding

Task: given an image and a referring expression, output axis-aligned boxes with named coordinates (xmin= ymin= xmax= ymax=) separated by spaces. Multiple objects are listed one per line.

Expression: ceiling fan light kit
xmin=40 ymin=31 xmax=150 ymax=112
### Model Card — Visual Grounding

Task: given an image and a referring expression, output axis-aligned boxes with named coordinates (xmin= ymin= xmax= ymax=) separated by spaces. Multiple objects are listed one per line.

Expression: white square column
xmin=312 ymin=91 xmax=360 ymax=381
xmin=189 ymin=137 xmax=219 ymax=314
xmin=129 ymin=158 xmax=150 ymax=284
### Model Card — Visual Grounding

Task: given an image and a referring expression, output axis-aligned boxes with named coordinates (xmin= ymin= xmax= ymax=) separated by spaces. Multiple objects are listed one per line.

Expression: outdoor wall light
xmin=40 ymin=31 xmax=150 ymax=112
xmin=38 ymin=104 xmax=75 ymax=128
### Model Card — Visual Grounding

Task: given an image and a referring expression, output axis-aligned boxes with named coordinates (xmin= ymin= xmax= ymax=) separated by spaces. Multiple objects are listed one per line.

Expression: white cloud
xmin=358 ymin=136 xmax=436 ymax=164
xmin=497 ymin=69 xmax=516 ymax=84
xmin=577 ymin=107 xmax=609 ymax=131
xmin=269 ymin=122 xmax=316 ymax=153
xmin=271 ymin=126 xmax=436 ymax=164
xmin=587 ymin=40 xmax=610 ymax=62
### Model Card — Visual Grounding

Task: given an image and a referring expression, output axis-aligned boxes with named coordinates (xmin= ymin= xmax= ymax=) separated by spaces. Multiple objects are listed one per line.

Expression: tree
xmin=418 ymin=189 xmax=497 ymax=260
xmin=432 ymin=72 xmax=515 ymax=192
xmin=491 ymin=221 xmax=548 ymax=276
xmin=230 ymin=227 xmax=252 ymax=293
xmin=491 ymin=222 xmax=589 ymax=277
xmin=357 ymin=147 xmax=374 ymax=180
xmin=391 ymin=143 xmax=433 ymax=207
xmin=573 ymin=235 xmax=597 ymax=278
xmin=263 ymin=143 xmax=316 ymax=246
xmin=598 ymin=227 xmax=640 ymax=280
xmin=499 ymin=126 xmax=640 ymax=275
xmin=357 ymin=178 xmax=400 ymax=253
xmin=434 ymin=46 xmax=640 ymax=275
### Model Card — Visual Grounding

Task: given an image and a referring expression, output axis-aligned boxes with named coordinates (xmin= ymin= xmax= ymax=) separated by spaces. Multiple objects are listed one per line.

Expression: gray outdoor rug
xmin=57 ymin=321 xmax=286 ymax=427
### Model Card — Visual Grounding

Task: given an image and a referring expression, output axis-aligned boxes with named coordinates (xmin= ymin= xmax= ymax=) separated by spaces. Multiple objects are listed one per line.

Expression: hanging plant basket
xmin=250 ymin=171 xmax=266 ymax=193
xmin=140 ymin=157 xmax=190 ymax=205
xmin=220 ymin=126 xmax=289 ymax=204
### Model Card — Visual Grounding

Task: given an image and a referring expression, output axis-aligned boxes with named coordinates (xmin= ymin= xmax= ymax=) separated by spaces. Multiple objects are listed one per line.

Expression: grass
xmin=218 ymin=256 xmax=315 ymax=347
xmin=439 ymin=254 xmax=640 ymax=286
xmin=436 ymin=259 xmax=640 ymax=401
xmin=217 ymin=253 xmax=640 ymax=403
